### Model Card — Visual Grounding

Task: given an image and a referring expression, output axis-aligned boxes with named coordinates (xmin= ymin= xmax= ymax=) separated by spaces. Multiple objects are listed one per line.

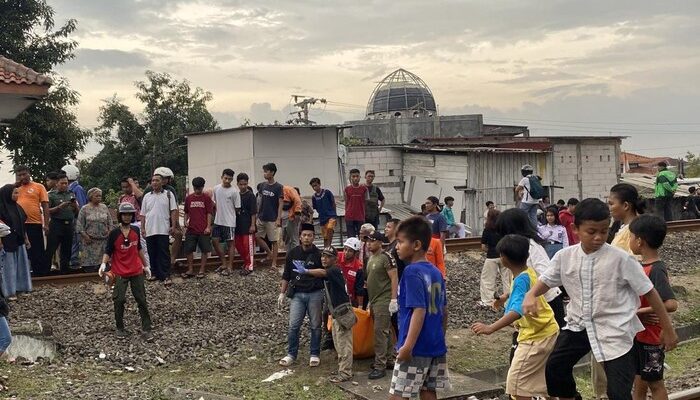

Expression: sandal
xmin=309 ymin=356 xmax=320 ymax=367
xmin=196 ymin=273 xmax=205 ymax=279
xmin=239 ymin=269 xmax=252 ymax=276
xmin=279 ymin=355 xmax=295 ymax=367
xmin=163 ymin=278 xmax=173 ymax=287
xmin=181 ymin=272 xmax=195 ymax=279
xmin=219 ymin=269 xmax=231 ymax=276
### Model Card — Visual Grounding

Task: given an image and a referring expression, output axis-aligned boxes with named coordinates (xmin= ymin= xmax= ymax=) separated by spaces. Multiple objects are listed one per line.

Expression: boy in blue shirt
xmin=390 ymin=216 xmax=449 ymax=400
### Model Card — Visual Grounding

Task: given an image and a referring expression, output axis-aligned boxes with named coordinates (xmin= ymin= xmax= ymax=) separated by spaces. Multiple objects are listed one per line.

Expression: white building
xmin=185 ymin=125 xmax=344 ymax=196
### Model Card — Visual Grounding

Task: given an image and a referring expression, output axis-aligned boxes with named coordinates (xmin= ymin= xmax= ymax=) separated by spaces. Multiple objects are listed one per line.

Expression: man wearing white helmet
xmin=62 ymin=164 xmax=87 ymax=269
xmin=515 ymin=164 xmax=543 ymax=228
xmin=144 ymin=167 xmax=182 ymax=268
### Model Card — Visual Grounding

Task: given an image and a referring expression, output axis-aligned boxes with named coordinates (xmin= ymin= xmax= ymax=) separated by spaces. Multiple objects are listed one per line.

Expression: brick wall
xmin=346 ymin=147 xmax=403 ymax=204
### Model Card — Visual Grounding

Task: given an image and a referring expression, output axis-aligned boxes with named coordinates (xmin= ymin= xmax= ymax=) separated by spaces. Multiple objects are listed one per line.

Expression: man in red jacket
xmin=558 ymin=198 xmax=579 ymax=245
xmin=99 ymin=203 xmax=153 ymax=340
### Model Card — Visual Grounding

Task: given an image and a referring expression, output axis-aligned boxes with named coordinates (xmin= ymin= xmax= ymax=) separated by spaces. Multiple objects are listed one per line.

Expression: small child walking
xmin=629 ymin=214 xmax=678 ymax=400
xmin=472 ymin=234 xmax=558 ymax=399
xmin=523 ymin=198 xmax=678 ymax=400
xmin=99 ymin=203 xmax=153 ymax=340
xmin=390 ymin=216 xmax=449 ymax=400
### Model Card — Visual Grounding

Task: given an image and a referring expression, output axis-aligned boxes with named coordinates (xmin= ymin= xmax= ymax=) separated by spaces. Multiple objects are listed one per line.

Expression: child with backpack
xmin=516 ymin=164 xmax=544 ymax=228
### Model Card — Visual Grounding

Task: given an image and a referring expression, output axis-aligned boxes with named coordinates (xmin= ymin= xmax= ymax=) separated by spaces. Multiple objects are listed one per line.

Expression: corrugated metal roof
xmin=185 ymin=124 xmax=349 ymax=137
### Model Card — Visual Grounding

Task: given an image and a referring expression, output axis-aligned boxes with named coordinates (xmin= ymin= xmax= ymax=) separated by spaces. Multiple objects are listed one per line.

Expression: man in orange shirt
xmin=15 ymin=165 xmax=50 ymax=276
xmin=282 ymin=186 xmax=302 ymax=252
xmin=426 ymin=237 xmax=446 ymax=279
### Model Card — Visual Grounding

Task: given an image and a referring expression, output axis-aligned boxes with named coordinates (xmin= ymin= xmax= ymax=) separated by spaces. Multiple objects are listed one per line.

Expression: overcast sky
xmin=43 ymin=1 xmax=700 ymax=160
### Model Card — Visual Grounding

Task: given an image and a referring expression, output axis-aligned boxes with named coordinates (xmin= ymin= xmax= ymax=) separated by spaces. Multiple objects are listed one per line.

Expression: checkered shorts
xmin=389 ymin=356 xmax=450 ymax=398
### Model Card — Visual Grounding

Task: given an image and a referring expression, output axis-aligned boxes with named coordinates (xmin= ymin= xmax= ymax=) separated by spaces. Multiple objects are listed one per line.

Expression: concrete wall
xmin=186 ymin=129 xmax=255 ymax=191
xmin=252 ymin=128 xmax=341 ymax=197
xmin=345 ymin=146 xmax=403 ymax=204
xmin=344 ymin=114 xmax=484 ymax=145
xmin=187 ymin=127 xmax=341 ymax=197
xmin=551 ymin=138 xmax=621 ymax=202
xmin=401 ymin=151 xmax=551 ymax=233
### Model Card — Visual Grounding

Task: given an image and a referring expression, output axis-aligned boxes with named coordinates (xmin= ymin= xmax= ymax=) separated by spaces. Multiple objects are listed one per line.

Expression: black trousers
xmin=549 ymin=293 xmax=567 ymax=330
xmin=26 ymin=223 xmax=48 ymax=276
xmin=546 ymin=329 xmax=635 ymax=400
xmin=146 ymin=235 xmax=170 ymax=281
xmin=45 ymin=219 xmax=74 ymax=274
xmin=655 ymin=197 xmax=674 ymax=222
xmin=113 ymin=274 xmax=151 ymax=331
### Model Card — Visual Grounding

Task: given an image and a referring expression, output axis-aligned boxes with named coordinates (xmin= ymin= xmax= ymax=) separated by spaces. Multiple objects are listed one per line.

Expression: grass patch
xmin=447 ymin=328 xmax=513 ymax=374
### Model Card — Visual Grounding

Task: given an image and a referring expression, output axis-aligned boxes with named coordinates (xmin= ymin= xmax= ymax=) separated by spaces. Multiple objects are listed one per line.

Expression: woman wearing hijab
xmin=76 ymin=188 xmax=112 ymax=272
xmin=0 ymin=184 xmax=32 ymax=300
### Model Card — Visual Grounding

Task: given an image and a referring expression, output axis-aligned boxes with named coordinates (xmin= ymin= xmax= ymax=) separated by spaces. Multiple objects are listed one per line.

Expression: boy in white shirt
xmin=211 ymin=168 xmax=241 ymax=275
xmin=523 ymin=198 xmax=678 ymax=400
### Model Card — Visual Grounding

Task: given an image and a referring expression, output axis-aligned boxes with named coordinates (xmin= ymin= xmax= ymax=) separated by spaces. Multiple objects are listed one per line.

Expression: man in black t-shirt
xmin=255 ymin=163 xmax=284 ymax=268
xmin=277 ymin=223 xmax=324 ymax=368
xmin=294 ymin=245 xmax=355 ymax=382
xmin=235 ymin=173 xmax=257 ymax=275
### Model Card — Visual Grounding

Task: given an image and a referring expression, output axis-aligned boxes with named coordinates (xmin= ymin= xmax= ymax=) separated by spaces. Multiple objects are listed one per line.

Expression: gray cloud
xmin=63 ymin=49 xmax=152 ymax=71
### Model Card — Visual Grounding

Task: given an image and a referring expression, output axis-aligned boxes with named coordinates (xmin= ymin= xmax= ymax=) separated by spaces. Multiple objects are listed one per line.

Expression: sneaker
xmin=476 ymin=301 xmax=492 ymax=309
xmin=368 ymin=369 xmax=385 ymax=379
xmin=279 ymin=355 xmax=295 ymax=367
xmin=329 ymin=374 xmax=352 ymax=383
xmin=116 ymin=329 xmax=129 ymax=339
xmin=309 ymin=356 xmax=320 ymax=367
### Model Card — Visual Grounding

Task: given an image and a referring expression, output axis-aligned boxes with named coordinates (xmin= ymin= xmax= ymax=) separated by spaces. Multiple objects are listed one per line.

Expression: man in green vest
xmin=364 ymin=170 xmax=385 ymax=229
xmin=654 ymin=161 xmax=678 ymax=222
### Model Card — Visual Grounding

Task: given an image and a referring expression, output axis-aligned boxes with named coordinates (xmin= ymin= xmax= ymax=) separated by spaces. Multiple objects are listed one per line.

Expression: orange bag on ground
xmin=328 ymin=307 xmax=375 ymax=359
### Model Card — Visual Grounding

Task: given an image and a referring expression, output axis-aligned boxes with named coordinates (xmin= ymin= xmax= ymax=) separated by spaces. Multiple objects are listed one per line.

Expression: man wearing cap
xmin=293 ymin=246 xmax=356 ymax=382
xmin=655 ymin=161 xmax=678 ymax=221
xmin=365 ymin=230 xmax=398 ymax=379
xmin=515 ymin=164 xmax=540 ymax=227
xmin=278 ymin=223 xmax=324 ymax=368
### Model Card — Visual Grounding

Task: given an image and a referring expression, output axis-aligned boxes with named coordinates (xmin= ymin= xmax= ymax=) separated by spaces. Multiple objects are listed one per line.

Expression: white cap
xmin=154 ymin=166 xmax=174 ymax=178
xmin=61 ymin=164 xmax=80 ymax=180
xmin=343 ymin=237 xmax=362 ymax=251
xmin=521 ymin=164 xmax=533 ymax=171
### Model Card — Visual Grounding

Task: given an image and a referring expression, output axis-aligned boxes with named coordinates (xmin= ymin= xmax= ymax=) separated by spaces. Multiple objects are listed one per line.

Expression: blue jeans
xmin=0 ymin=316 xmax=11 ymax=353
xmin=519 ymin=202 xmax=539 ymax=229
xmin=544 ymin=242 xmax=564 ymax=259
xmin=287 ymin=289 xmax=323 ymax=359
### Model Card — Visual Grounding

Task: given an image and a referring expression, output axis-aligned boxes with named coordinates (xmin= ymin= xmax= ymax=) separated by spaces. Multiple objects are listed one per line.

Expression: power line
xmin=485 ymin=116 xmax=700 ymax=126
xmin=490 ymin=119 xmax=700 ymax=134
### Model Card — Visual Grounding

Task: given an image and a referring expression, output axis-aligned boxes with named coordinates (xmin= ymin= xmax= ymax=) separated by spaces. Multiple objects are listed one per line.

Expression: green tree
xmin=81 ymin=71 xmax=219 ymax=194
xmin=685 ymin=152 xmax=700 ymax=178
xmin=0 ymin=0 xmax=90 ymax=178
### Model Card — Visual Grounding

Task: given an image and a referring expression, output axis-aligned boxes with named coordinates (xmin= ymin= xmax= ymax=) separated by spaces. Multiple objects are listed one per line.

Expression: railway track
xmin=31 ymin=218 xmax=700 ymax=286
xmin=670 ymin=386 xmax=700 ymax=400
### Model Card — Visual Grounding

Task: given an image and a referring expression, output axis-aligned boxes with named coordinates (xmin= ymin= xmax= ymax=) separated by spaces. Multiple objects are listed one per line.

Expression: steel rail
xmin=31 ymin=219 xmax=700 ymax=286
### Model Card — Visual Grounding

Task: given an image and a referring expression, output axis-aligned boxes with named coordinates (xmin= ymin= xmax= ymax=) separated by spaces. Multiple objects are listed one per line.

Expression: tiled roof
xmin=0 ymin=56 xmax=52 ymax=86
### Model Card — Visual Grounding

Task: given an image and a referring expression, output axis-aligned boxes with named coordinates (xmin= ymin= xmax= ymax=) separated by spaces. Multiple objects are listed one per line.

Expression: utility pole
xmin=287 ymin=95 xmax=326 ymax=125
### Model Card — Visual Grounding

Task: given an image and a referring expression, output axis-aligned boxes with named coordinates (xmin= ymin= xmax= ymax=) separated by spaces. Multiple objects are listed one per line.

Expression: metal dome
xmin=366 ymin=68 xmax=437 ymax=118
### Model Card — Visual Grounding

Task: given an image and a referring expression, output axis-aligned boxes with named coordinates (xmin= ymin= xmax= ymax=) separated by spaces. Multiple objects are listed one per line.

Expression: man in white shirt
xmin=140 ymin=174 xmax=178 ymax=285
xmin=211 ymin=168 xmax=241 ymax=275
xmin=515 ymin=164 xmax=540 ymax=228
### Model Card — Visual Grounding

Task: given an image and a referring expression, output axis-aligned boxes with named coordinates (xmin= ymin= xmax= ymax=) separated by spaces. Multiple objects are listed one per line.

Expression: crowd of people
xmin=0 ymin=160 xmax=689 ymax=400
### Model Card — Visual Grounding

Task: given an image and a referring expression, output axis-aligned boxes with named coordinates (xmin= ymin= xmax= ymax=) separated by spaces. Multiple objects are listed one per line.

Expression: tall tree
xmin=686 ymin=152 xmax=700 ymax=178
xmin=82 ymin=71 xmax=219 ymax=194
xmin=0 ymin=0 xmax=90 ymax=178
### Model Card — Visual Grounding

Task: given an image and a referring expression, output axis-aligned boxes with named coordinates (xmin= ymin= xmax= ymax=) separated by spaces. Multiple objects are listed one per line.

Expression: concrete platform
xmin=338 ymin=369 xmax=503 ymax=400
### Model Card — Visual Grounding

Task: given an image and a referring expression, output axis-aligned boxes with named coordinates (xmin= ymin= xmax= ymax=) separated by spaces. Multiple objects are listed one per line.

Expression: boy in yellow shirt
xmin=472 ymin=234 xmax=558 ymax=399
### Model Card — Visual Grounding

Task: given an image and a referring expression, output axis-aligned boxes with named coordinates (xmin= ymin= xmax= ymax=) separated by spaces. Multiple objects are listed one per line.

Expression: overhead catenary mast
xmin=287 ymin=95 xmax=326 ymax=125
